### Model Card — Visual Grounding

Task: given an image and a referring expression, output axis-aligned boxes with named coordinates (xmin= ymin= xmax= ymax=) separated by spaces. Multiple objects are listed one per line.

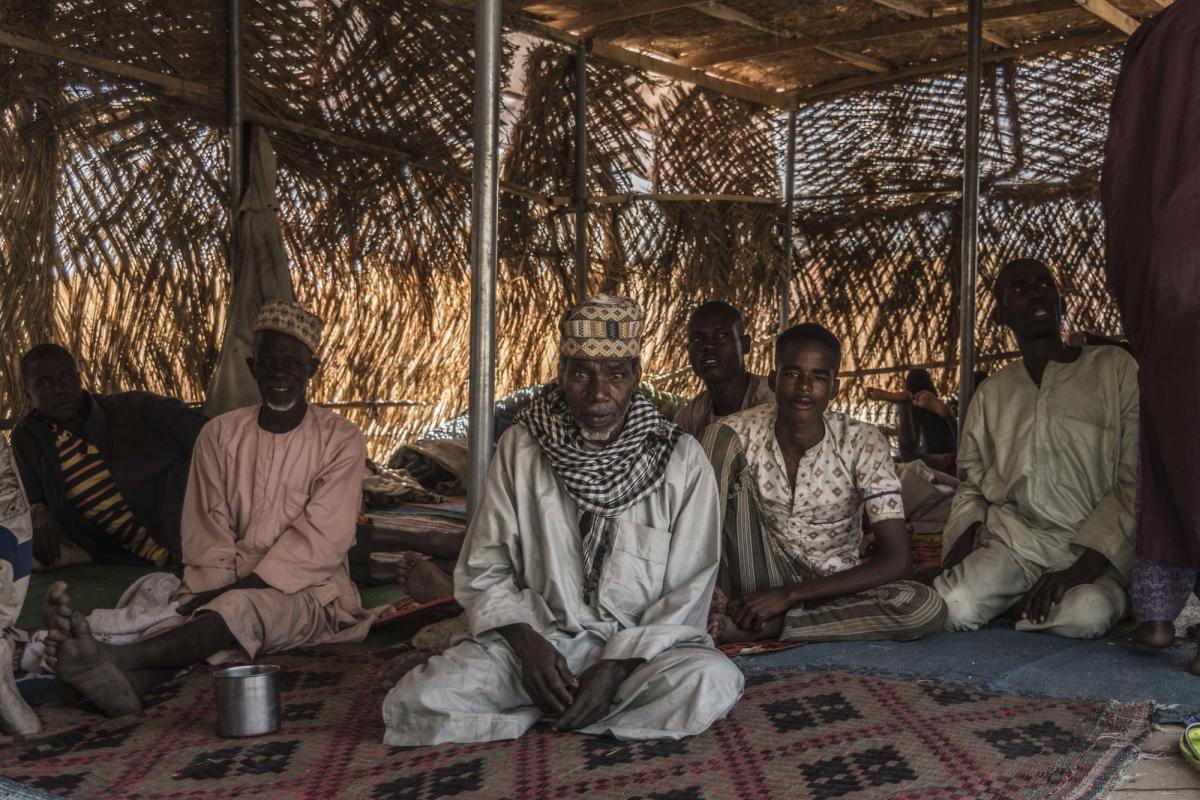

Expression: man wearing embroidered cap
xmin=46 ymin=299 xmax=375 ymax=717
xmin=384 ymin=294 xmax=742 ymax=745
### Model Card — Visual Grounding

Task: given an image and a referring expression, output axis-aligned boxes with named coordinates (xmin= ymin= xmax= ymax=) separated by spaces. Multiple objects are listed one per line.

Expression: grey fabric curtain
xmin=204 ymin=125 xmax=296 ymax=417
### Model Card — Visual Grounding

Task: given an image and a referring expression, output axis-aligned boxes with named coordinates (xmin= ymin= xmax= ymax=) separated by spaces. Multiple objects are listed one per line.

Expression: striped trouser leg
xmin=779 ymin=580 xmax=947 ymax=643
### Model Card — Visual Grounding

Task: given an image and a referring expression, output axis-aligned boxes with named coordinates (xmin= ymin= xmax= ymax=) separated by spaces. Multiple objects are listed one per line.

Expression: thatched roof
xmin=0 ymin=0 xmax=1142 ymax=457
xmin=505 ymin=0 xmax=1163 ymax=106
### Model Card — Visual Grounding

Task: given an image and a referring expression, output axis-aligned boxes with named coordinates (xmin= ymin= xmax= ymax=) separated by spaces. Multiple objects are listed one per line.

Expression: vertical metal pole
xmin=957 ymin=0 xmax=983 ymax=427
xmin=226 ymin=0 xmax=244 ymax=228
xmin=467 ymin=0 xmax=502 ymax=520
xmin=779 ymin=110 xmax=797 ymax=333
xmin=573 ymin=42 xmax=589 ymax=304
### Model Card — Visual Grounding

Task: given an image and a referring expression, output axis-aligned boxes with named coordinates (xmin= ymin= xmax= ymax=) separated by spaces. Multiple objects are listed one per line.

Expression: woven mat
xmin=0 ymin=650 xmax=1149 ymax=799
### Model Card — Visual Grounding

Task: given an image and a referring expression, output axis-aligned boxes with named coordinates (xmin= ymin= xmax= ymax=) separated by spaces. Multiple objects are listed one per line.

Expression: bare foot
xmin=1134 ymin=620 xmax=1175 ymax=649
xmin=0 ymin=636 xmax=40 ymax=735
xmin=396 ymin=553 xmax=455 ymax=603
xmin=54 ymin=613 xmax=141 ymax=718
xmin=710 ymin=613 xmax=780 ymax=645
xmin=42 ymin=582 xmax=73 ymax=667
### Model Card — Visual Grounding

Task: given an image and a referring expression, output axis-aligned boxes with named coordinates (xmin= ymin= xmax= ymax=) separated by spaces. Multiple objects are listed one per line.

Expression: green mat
xmin=17 ymin=564 xmax=422 ymax=648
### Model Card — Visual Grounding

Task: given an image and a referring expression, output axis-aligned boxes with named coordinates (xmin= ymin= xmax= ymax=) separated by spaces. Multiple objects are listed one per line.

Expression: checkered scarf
xmin=518 ymin=384 xmax=684 ymax=604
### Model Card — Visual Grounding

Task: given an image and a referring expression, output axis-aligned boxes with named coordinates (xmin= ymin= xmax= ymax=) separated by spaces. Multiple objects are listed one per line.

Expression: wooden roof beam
xmin=543 ymin=0 xmax=702 ymax=31
xmin=677 ymin=0 xmax=1078 ymax=68
xmin=870 ymin=0 xmax=1012 ymax=48
xmin=510 ymin=16 xmax=796 ymax=108
xmin=796 ymin=28 xmax=1126 ymax=101
xmin=1073 ymin=0 xmax=1140 ymax=34
xmin=696 ymin=1 xmax=891 ymax=73
xmin=444 ymin=0 xmax=793 ymax=107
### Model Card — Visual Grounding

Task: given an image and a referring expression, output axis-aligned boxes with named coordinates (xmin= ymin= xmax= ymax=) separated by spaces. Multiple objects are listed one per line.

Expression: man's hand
xmin=177 ymin=589 xmax=222 ymax=616
xmin=498 ymin=624 xmax=578 ymax=716
xmin=177 ymin=573 xmax=270 ymax=616
xmin=554 ymin=659 xmax=640 ymax=731
xmin=729 ymin=587 xmax=795 ymax=632
xmin=912 ymin=390 xmax=952 ymax=419
xmin=942 ymin=522 xmax=982 ymax=572
xmin=1014 ymin=549 xmax=1108 ymax=625
xmin=30 ymin=503 xmax=64 ymax=569
xmin=865 ymin=387 xmax=910 ymax=403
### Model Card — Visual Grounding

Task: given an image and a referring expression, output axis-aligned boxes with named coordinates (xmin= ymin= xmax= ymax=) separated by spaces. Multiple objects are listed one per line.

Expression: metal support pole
xmin=226 ymin=0 xmax=244 ymax=227
xmin=573 ymin=42 xmax=589 ymax=304
xmin=780 ymin=110 xmax=797 ymax=333
xmin=466 ymin=0 xmax=502 ymax=520
xmin=957 ymin=0 xmax=983 ymax=427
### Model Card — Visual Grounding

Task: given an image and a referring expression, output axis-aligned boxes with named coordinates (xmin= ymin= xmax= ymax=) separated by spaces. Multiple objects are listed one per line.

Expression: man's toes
xmin=69 ymin=612 xmax=93 ymax=639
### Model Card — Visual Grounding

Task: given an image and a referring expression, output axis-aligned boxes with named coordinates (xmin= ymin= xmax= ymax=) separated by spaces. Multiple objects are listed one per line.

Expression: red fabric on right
xmin=1102 ymin=0 xmax=1200 ymax=567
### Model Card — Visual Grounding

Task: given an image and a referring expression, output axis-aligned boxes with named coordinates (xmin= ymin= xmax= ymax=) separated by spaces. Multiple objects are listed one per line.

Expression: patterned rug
xmin=0 ymin=649 xmax=1149 ymax=799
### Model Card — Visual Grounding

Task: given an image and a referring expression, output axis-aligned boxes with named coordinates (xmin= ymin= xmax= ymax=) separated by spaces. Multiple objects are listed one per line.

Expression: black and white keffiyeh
xmin=517 ymin=384 xmax=684 ymax=604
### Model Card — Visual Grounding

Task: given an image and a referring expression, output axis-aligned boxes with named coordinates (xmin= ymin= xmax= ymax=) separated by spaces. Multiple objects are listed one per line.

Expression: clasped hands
xmin=727 ymin=587 xmax=795 ymax=632
xmin=500 ymin=623 xmax=640 ymax=731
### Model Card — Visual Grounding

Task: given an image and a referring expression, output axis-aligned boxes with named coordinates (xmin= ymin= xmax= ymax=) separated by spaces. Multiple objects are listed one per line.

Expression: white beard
xmin=266 ymin=399 xmax=297 ymax=412
xmin=579 ymin=422 xmax=620 ymax=443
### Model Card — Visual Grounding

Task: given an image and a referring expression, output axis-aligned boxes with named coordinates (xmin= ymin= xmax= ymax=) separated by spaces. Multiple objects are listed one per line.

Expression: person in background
xmin=11 ymin=345 xmax=207 ymax=569
xmin=673 ymin=301 xmax=774 ymax=439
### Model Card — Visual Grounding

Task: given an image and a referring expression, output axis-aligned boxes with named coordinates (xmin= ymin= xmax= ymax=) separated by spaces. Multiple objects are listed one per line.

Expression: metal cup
xmin=214 ymin=664 xmax=282 ymax=738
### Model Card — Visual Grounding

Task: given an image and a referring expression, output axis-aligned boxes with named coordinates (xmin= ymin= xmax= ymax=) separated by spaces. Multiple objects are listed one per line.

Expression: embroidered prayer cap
xmin=253 ymin=299 xmax=323 ymax=354
xmin=560 ymin=294 xmax=643 ymax=360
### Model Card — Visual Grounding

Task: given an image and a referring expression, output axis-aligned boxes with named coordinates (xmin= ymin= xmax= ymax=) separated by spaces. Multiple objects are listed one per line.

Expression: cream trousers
xmin=934 ymin=529 xmax=1127 ymax=639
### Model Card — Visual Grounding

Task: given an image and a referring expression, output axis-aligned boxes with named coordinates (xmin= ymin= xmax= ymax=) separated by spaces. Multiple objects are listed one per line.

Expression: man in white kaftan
xmin=935 ymin=259 xmax=1137 ymax=638
xmin=384 ymin=295 xmax=742 ymax=745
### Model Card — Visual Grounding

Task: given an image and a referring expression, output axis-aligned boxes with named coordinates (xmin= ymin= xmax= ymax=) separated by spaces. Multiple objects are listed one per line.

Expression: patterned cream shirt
xmin=716 ymin=404 xmax=905 ymax=576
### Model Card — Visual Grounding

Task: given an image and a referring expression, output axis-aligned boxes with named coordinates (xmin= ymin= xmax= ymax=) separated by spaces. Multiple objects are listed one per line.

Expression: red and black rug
xmin=0 ymin=648 xmax=1149 ymax=799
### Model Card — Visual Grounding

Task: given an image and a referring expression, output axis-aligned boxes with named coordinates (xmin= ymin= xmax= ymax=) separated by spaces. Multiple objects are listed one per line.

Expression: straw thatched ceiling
xmin=0 ymin=0 xmax=1140 ymax=459
xmin=506 ymin=0 xmax=1166 ymax=106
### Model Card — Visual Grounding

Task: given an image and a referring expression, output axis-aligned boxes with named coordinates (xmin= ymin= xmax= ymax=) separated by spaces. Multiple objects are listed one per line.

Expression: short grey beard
xmin=579 ymin=422 xmax=620 ymax=443
xmin=266 ymin=399 xmax=297 ymax=412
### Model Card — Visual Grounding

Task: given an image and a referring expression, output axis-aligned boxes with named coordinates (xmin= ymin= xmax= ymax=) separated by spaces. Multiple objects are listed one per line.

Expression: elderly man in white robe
xmin=384 ymin=295 xmax=742 ymax=745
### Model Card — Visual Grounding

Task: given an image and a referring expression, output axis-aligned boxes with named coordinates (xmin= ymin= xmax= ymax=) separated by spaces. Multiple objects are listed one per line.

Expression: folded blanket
xmin=388 ymin=439 xmax=469 ymax=496
xmin=88 ymin=572 xmax=182 ymax=644
xmin=363 ymin=461 xmax=442 ymax=506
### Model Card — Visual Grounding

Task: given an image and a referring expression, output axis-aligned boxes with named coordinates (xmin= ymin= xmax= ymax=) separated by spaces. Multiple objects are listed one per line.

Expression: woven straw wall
xmin=0 ymin=0 xmax=1122 ymax=456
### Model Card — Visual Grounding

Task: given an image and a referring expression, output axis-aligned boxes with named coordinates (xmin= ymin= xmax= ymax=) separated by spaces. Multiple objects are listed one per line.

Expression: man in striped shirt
xmin=11 ymin=345 xmax=207 ymax=569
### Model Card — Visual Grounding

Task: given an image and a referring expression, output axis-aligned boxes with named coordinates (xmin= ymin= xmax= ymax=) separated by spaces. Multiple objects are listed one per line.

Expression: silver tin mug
xmin=214 ymin=664 xmax=281 ymax=738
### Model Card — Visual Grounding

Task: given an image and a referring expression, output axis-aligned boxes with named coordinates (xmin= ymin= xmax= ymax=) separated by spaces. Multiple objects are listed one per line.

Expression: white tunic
xmin=382 ymin=424 xmax=743 ymax=745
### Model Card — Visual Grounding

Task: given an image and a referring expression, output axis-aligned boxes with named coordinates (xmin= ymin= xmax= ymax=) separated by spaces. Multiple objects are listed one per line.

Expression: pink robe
xmin=176 ymin=404 xmax=374 ymax=657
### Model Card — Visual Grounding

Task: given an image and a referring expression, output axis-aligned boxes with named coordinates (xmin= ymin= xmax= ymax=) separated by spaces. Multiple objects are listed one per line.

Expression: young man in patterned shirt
xmin=703 ymin=323 xmax=946 ymax=644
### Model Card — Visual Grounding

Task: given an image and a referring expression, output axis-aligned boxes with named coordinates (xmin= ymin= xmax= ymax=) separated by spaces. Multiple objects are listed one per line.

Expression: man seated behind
xmin=704 ymin=323 xmax=946 ymax=644
xmin=673 ymin=301 xmax=775 ymax=439
xmin=44 ymin=300 xmax=375 ymax=717
xmin=935 ymin=259 xmax=1137 ymax=638
xmin=11 ymin=345 xmax=208 ymax=569
xmin=384 ymin=295 xmax=743 ymax=745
